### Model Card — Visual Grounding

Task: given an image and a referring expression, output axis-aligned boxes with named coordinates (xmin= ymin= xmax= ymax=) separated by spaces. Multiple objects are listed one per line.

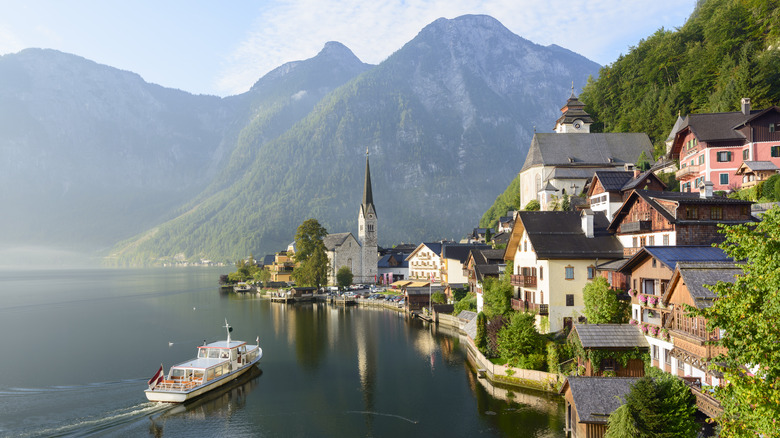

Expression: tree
xmin=481 ymin=276 xmax=512 ymax=319
xmin=604 ymin=404 xmax=639 ymax=438
xmin=524 ymin=199 xmax=540 ymax=211
xmin=254 ymin=268 xmax=271 ymax=287
xmin=291 ymin=219 xmax=329 ymax=287
xmin=610 ymin=375 xmax=697 ymax=438
xmin=496 ymin=312 xmax=546 ymax=369
xmin=336 ymin=266 xmax=353 ymax=290
xmin=583 ymin=277 xmax=628 ymax=323
xmin=693 ymin=205 xmax=780 ymax=436
xmin=431 ymin=291 xmax=446 ymax=304
xmin=475 ymin=312 xmax=487 ymax=352
xmin=453 ymin=292 xmax=476 ymax=315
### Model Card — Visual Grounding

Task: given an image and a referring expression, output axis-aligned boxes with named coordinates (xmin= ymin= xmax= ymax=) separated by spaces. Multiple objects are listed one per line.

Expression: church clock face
xmin=573 ymin=120 xmax=582 ymax=129
xmin=368 ymin=214 xmax=374 ymax=219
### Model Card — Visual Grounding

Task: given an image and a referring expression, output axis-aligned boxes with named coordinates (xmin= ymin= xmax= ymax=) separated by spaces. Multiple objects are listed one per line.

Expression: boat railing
xmin=156 ymin=377 xmax=204 ymax=392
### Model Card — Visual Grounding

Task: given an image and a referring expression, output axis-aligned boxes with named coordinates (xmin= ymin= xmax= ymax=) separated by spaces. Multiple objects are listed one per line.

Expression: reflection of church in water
xmin=325 ymin=151 xmax=378 ymax=285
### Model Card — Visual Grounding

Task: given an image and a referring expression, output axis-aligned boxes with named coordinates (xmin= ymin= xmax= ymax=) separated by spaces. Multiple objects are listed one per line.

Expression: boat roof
xmin=172 ymin=357 xmax=228 ymax=370
xmin=199 ymin=340 xmax=246 ymax=349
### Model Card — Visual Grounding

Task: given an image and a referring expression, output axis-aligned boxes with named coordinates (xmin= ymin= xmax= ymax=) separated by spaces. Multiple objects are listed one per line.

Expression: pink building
xmin=669 ymin=98 xmax=780 ymax=193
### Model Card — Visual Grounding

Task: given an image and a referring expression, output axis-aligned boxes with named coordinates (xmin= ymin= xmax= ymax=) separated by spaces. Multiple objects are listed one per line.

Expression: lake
xmin=0 ymin=268 xmax=564 ymax=437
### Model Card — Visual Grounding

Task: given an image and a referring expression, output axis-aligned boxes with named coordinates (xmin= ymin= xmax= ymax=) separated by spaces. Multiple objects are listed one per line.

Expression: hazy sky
xmin=0 ymin=0 xmax=695 ymax=97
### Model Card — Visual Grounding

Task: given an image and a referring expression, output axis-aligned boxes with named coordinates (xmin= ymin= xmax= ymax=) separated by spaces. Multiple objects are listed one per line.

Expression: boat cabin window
xmin=193 ymin=370 xmax=204 ymax=381
xmin=208 ymin=349 xmax=221 ymax=359
xmin=170 ymin=369 xmax=185 ymax=379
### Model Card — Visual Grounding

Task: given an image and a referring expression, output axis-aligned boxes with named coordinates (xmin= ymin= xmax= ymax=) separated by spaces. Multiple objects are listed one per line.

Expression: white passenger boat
xmin=145 ymin=320 xmax=263 ymax=403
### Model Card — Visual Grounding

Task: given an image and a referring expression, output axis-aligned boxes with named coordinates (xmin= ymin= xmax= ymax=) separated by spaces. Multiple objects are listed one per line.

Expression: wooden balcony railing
xmin=676 ymin=165 xmax=700 ymax=180
xmin=510 ymin=298 xmax=547 ymax=315
xmin=681 ymin=378 xmax=723 ymax=418
xmin=621 ymin=220 xmax=652 ymax=233
xmin=510 ymin=274 xmax=537 ymax=287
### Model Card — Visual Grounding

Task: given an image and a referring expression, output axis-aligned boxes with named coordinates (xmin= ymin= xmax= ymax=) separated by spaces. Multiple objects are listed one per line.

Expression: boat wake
xmin=0 ymin=379 xmax=146 ymax=397
xmin=346 ymin=410 xmax=419 ymax=424
xmin=24 ymin=402 xmax=169 ymax=438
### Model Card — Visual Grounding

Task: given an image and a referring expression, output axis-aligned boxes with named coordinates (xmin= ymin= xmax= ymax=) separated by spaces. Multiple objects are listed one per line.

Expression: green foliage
xmin=453 ymin=292 xmax=477 ymax=315
xmin=580 ymin=0 xmax=780 ymax=149
xmin=291 ymin=219 xmax=329 ymax=287
xmin=570 ymin=332 xmax=649 ymax=371
xmin=693 ymin=205 xmax=780 ymax=436
xmin=762 ymin=173 xmax=779 ymax=201
xmin=254 ymin=268 xmax=271 ymax=287
xmin=480 ymin=173 xmax=522 ymax=229
xmin=523 ymin=199 xmax=540 ymax=211
xmin=604 ymin=404 xmax=639 ymax=438
xmin=431 ymin=291 xmax=446 ymax=304
xmin=496 ymin=312 xmax=546 ymax=370
xmin=228 ymin=257 xmax=261 ymax=283
xmin=481 ymin=276 xmax=513 ymax=319
xmin=617 ymin=375 xmax=698 ymax=438
xmin=636 ymin=150 xmax=651 ymax=171
xmin=451 ymin=287 xmax=468 ymax=302
xmin=583 ymin=277 xmax=628 ymax=323
xmin=336 ymin=266 xmax=353 ymax=289
xmin=546 ymin=341 xmax=572 ymax=374
xmin=475 ymin=312 xmax=488 ymax=353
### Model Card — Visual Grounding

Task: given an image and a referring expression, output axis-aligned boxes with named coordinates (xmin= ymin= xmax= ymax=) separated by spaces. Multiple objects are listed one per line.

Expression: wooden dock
xmin=269 ymin=296 xmax=293 ymax=304
xmin=331 ymin=297 xmax=356 ymax=306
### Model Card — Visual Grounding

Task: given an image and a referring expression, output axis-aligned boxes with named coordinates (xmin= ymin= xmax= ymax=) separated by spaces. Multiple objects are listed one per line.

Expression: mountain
xmin=108 ymin=15 xmax=600 ymax=265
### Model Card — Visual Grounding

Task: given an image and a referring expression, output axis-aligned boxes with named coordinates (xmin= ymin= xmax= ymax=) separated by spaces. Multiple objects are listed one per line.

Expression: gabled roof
xmin=560 ymin=377 xmax=640 ymax=424
xmin=507 ymin=211 xmax=623 ymax=260
xmin=521 ymin=132 xmax=653 ymax=172
xmin=592 ymin=170 xmax=635 ymax=192
xmin=323 ymin=232 xmax=356 ymax=251
xmin=405 ymin=242 xmax=444 ymax=261
xmin=608 ymin=190 xmax=754 ymax=232
xmin=736 ymin=161 xmax=780 ymax=174
xmin=619 ymin=245 xmax=731 ymax=274
xmin=475 ymin=264 xmax=503 ymax=282
xmin=666 ymin=115 xmax=686 ymax=142
xmin=665 ymin=261 xmax=742 ymax=309
xmin=572 ymin=324 xmax=649 ymax=349
xmin=621 ymin=169 xmax=667 ymax=192
xmin=377 ymin=253 xmax=409 ymax=269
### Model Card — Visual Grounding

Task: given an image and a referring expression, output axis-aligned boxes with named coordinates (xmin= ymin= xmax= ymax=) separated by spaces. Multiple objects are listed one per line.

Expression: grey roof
xmin=261 ymin=254 xmax=276 ymax=266
xmin=554 ymin=94 xmax=595 ymax=127
xmin=323 ymin=232 xmax=355 ymax=251
xmin=621 ymin=169 xmax=666 ymax=191
xmin=596 ymin=258 xmax=630 ymax=271
xmin=620 ymin=246 xmax=731 ymax=273
xmin=666 ymin=115 xmax=686 ymax=141
xmin=471 ymin=249 xmax=505 ymax=264
xmin=676 ymin=262 xmax=742 ymax=308
xmin=463 ymin=313 xmax=478 ymax=339
xmin=442 ymin=244 xmax=491 ymax=263
xmin=475 ymin=264 xmax=503 ymax=282
xmin=682 ymin=111 xmax=754 ymax=142
xmin=593 ymin=170 xmax=634 ymax=192
xmin=521 ymin=132 xmax=653 ymax=172
xmin=573 ymin=324 xmax=649 ymax=349
xmin=492 ymin=232 xmax=511 ymax=245
xmin=564 ymin=377 xmax=640 ymax=424
xmin=377 ymin=253 xmax=409 ymax=269
xmin=457 ymin=310 xmax=477 ymax=322
xmin=740 ymin=161 xmax=779 ymax=172
xmin=549 ymin=167 xmax=611 ymax=180
xmin=518 ymin=211 xmax=624 ymax=259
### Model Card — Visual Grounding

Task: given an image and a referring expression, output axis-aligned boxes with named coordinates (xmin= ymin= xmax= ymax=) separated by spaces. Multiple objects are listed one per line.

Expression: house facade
xmin=669 ymin=98 xmax=780 ymax=192
xmin=504 ymin=210 xmax=623 ymax=333
xmin=586 ymin=169 xmax=666 ymax=221
xmin=323 ymin=232 xmax=361 ymax=286
xmin=406 ymin=243 xmax=444 ymax=283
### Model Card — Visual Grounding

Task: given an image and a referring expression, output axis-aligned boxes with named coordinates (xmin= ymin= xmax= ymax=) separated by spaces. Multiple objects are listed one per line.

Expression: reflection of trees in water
xmin=292 ymin=303 xmax=329 ymax=370
xmin=463 ymin=357 xmax=565 ymax=437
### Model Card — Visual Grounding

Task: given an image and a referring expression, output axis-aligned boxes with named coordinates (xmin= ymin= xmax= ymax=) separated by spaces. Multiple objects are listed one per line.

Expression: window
xmin=663 ymin=234 xmax=669 ymax=246
xmin=653 ymin=345 xmax=659 ymax=361
xmin=565 ymin=266 xmax=574 ymax=280
xmin=771 ymin=123 xmax=776 ymax=133
xmin=743 ymin=149 xmax=750 ymax=160
xmin=566 ymin=294 xmax=574 ymax=306
xmin=720 ymin=173 xmax=729 ymax=185
xmin=652 ymin=258 xmax=657 ymax=268
xmin=648 ymin=236 xmax=655 ymax=246
xmin=772 ymin=146 xmax=780 ymax=158
xmin=540 ymin=267 xmax=543 ymax=280
xmin=717 ymin=151 xmax=732 ymax=162
xmin=665 ymin=349 xmax=672 ymax=365
xmin=587 ymin=266 xmax=596 ymax=279
xmin=632 ymin=236 xmax=638 ymax=247
xmin=600 ymin=358 xmax=617 ymax=372
xmin=711 ymin=206 xmax=723 ymax=220
xmin=677 ymin=358 xmax=685 ymax=371
xmin=523 ymin=241 xmax=527 ymax=252
xmin=698 ymin=154 xmax=705 ymax=164
xmin=686 ymin=206 xmax=698 ymax=219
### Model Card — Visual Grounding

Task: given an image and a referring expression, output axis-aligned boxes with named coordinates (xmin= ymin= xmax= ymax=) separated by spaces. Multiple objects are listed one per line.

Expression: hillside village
xmin=229 ymin=91 xmax=780 ymax=436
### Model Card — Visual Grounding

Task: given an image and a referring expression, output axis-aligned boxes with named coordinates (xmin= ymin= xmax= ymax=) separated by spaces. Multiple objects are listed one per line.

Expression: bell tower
xmin=358 ymin=149 xmax=378 ymax=284
xmin=554 ymin=84 xmax=593 ymax=133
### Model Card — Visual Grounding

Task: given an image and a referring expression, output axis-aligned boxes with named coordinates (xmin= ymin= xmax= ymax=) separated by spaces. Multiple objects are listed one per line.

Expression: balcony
xmin=621 ymin=220 xmax=652 ymax=233
xmin=510 ymin=274 xmax=537 ymax=287
xmin=675 ymin=165 xmax=700 ymax=180
xmin=511 ymin=298 xmax=525 ymax=311
xmin=510 ymin=298 xmax=547 ymax=315
xmin=681 ymin=378 xmax=723 ymax=418
xmin=623 ymin=247 xmax=641 ymax=257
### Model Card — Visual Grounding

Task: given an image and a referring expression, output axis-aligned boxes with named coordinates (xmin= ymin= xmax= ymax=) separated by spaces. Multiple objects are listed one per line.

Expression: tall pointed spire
xmin=362 ymin=148 xmax=374 ymax=212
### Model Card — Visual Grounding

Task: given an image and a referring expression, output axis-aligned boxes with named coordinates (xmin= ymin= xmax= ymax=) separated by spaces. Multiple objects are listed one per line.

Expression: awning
xmin=390 ymin=280 xmax=412 ymax=287
xmin=407 ymin=281 xmax=430 ymax=287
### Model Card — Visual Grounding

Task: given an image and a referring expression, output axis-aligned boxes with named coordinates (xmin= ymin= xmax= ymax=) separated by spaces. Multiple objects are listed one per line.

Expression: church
xmin=324 ymin=151 xmax=378 ymax=285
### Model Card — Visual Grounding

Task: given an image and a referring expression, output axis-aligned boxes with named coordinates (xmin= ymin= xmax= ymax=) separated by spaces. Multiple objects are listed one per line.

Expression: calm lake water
xmin=0 ymin=268 xmax=564 ymax=437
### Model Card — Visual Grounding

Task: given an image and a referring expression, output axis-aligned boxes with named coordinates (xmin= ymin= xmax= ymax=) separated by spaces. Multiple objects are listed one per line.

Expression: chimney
xmin=633 ymin=168 xmax=640 ymax=179
xmin=741 ymin=98 xmax=751 ymax=115
xmin=700 ymin=181 xmax=714 ymax=199
xmin=581 ymin=209 xmax=594 ymax=238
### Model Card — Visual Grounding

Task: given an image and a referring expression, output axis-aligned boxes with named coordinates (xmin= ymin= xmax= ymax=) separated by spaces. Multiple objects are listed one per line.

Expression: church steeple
xmin=554 ymin=88 xmax=594 ymax=133
xmin=361 ymin=148 xmax=375 ymax=216
xmin=358 ymin=149 xmax=378 ymax=284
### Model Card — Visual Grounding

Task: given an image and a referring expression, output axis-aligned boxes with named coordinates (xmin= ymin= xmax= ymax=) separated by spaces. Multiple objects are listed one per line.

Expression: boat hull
xmin=145 ymin=354 xmax=262 ymax=403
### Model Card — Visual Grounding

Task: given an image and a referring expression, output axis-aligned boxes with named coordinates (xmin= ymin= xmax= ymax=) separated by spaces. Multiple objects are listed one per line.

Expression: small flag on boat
xmin=148 ymin=364 xmax=164 ymax=390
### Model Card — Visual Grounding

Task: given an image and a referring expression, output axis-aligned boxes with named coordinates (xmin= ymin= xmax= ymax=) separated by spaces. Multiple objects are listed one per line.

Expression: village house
xmin=377 ymin=251 xmax=409 ymax=284
xmin=406 ymin=242 xmax=445 ymax=283
xmin=269 ymin=243 xmax=296 ymax=283
xmin=734 ymin=160 xmax=779 ymax=188
xmin=570 ymin=324 xmax=648 ymax=377
xmin=663 ymin=261 xmax=740 ymax=387
xmin=586 ymin=169 xmax=666 ymax=221
xmin=440 ymin=243 xmax=491 ymax=298
xmin=497 ymin=211 xmax=518 ymax=233
xmin=519 ymin=93 xmax=654 ymax=210
xmin=464 ymin=248 xmax=505 ymax=297
xmin=668 ymin=98 xmax=780 ymax=193
xmin=607 ymin=188 xmax=753 ymax=257
xmin=504 ymin=210 xmax=623 ymax=333
xmin=561 ymin=376 xmax=640 ymax=438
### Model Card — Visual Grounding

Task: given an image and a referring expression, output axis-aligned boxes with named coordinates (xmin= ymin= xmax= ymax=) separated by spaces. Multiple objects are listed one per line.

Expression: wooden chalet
xmin=561 ymin=377 xmax=640 ymax=438
xmin=570 ymin=324 xmax=647 ymax=377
